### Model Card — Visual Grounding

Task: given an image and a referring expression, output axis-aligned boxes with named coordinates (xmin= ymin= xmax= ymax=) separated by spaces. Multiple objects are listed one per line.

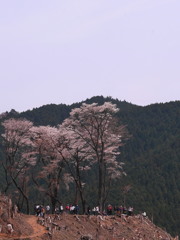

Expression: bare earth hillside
xmin=0 ymin=195 xmax=178 ymax=240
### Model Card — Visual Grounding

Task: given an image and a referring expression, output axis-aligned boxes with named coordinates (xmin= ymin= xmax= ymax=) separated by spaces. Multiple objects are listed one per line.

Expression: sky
xmin=0 ymin=0 xmax=180 ymax=113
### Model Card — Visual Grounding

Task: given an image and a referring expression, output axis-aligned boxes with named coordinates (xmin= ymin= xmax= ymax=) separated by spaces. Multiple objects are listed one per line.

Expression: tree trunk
xmin=74 ymin=185 xmax=78 ymax=205
xmin=79 ymin=188 xmax=86 ymax=214
xmin=50 ymin=184 xmax=58 ymax=213
xmin=51 ymin=197 xmax=57 ymax=214
xmin=76 ymin=156 xmax=86 ymax=214
xmin=11 ymin=176 xmax=30 ymax=214
xmin=2 ymin=162 xmax=12 ymax=193
xmin=25 ymin=195 xmax=30 ymax=214
xmin=98 ymin=161 xmax=104 ymax=213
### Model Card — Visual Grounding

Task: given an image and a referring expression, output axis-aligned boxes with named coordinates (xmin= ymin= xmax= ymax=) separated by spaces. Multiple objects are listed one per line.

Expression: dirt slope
xmin=0 ymin=215 xmax=47 ymax=240
xmin=0 ymin=212 xmax=178 ymax=240
xmin=38 ymin=213 xmax=176 ymax=240
xmin=0 ymin=194 xmax=177 ymax=240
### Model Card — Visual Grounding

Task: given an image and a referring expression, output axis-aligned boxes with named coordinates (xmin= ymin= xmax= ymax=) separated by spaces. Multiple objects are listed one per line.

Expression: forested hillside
xmin=0 ymin=96 xmax=179 ymax=236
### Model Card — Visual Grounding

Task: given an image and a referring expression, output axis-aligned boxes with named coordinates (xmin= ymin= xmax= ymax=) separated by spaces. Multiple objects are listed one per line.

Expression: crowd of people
xmin=89 ymin=205 xmax=134 ymax=216
xmin=34 ymin=205 xmax=46 ymax=217
xmin=34 ymin=203 xmax=134 ymax=217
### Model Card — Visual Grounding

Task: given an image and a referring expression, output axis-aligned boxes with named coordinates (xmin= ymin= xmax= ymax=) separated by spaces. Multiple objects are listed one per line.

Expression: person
xmin=65 ymin=204 xmax=70 ymax=213
xmin=142 ymin=212 xmax=147 ymax=217
xmin=123 ymin=206 xmax=127 ymax=215
xmin=46 ymin=205 xmax=50 ymax=214
xmin=55 ymin=206 xmax=59 ymax=214
xmin=35 ymin=205 xmax=41 ymax=216
xmin=120 ymin=205 xmax=123 ymax=215
xmin=141 ymin=211 xmax=147 ymax=222
xmin=128 ymin=206 xmax=133 ymax=216
xmin=92 ymin=207 xmax=96 ymax=215
xmin=34 ymin=204 xmax=38 ymax=215
xmin=107 ymin=204 xmax=113 ymax=215
xmin=116 ymin=206 xmax=120 ymax=216
xmin=60 ymin=204 xmax=64 ymax=214
xmin=41 ymin=206 xmax=45 ymax=217
xmin=75 ymin=205 xmax=79 ymax=214
xmin=95 ymin=206 xmax=99 ymax=215
xmin=70 ymin=205 xmax=75 ymax=214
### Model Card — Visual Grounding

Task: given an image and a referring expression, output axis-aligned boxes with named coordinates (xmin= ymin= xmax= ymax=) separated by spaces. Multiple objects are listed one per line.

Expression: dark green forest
xmin=0 ymin=96 xmax=180 ymax=236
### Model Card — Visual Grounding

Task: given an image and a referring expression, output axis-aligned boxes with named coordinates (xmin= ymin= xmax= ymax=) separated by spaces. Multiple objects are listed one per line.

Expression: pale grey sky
xmin=0 ymin=0 xmax=180 ymax=113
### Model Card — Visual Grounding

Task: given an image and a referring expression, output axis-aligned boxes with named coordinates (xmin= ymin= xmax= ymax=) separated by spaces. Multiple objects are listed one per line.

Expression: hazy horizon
xmin=0 ymin=0 xmax=179 ymax=113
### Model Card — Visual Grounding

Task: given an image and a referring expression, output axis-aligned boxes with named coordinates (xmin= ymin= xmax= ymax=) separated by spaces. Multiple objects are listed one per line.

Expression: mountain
xmin=0 ymin=96 xmax=179 ymax=236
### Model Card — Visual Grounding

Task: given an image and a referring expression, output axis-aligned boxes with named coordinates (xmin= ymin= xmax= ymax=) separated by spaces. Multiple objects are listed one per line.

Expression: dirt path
xmin=0 ymin=215 xmax=47 ymax=240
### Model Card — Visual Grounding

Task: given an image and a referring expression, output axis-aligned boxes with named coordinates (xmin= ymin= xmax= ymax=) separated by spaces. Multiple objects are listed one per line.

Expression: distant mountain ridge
xmin=0 ymin=96 xmax=180 ymax=237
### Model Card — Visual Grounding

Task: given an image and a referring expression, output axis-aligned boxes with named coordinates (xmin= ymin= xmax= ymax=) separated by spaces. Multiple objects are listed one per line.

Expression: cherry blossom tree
xmin=1 ymin=118 xmax=35 ymax=213
xmin=62 ymin=102 xmax=126 ymax=212
xmin=58 ymin=125 xmax=93 ymax=213
xmin=31 ymin=125 xmax=72 ymax=213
